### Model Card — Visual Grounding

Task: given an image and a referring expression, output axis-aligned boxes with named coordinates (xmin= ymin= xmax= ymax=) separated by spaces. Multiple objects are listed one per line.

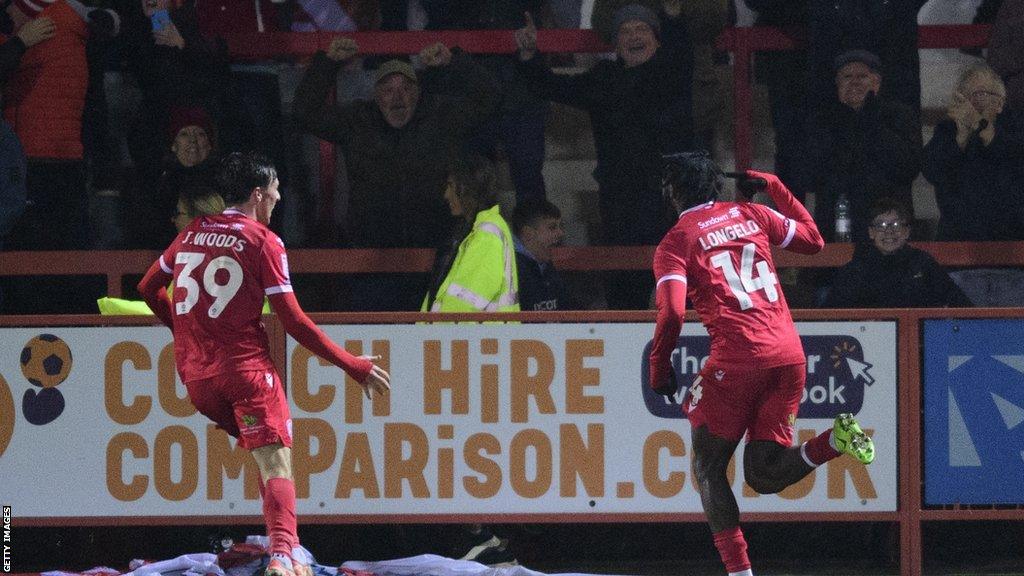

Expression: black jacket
xmin=293 ymin=50 xmax=498 ymax=248
xmin=516 ymin=10 xmax=693 ymax=246
xmin=824 ymin=244 xmax=972 ymax=308
xmin=923 ymin=111 xmax=1024 ymax=241
xmin=515 ymin=249 xmax=574 ymax=311
xmin=804 ymin=93 xmax=921 ymax=243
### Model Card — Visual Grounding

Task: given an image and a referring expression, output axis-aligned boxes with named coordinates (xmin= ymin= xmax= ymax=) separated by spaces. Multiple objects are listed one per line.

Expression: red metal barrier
xmin=3 ymin=241 xmax=1024 ymax=298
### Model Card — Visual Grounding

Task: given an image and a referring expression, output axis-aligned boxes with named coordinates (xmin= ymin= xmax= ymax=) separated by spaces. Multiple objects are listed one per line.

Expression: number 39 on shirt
xmin=175 ymin=252 xmax=244 ymax=318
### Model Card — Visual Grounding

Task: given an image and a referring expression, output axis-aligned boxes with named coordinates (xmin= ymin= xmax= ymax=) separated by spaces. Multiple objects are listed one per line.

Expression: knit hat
xmin=167 ymin=106 xmax=215 ymax=145
xmin=833 ymin=49 xmax=882 ymax=74
xmin=374 ymin=59 xmax=417 ymax=85
xmin=612 ymin=4 xmax=660 ymax=39
xmin=13 ymin=0 xmax=56 ymax=17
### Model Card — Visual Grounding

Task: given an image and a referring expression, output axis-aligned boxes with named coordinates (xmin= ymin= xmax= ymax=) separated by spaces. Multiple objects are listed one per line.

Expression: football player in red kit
xmin=138 ymin=152 xmax=391 ymax=576
xmin=648 ymin=152 xmax=874 ymax=576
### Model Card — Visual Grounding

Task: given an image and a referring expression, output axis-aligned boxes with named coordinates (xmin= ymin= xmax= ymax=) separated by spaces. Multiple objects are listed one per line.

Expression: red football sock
xmin=713 ymin=526 xmax=751 ymax=574
xmin=802 ymin=427 xmax=841 ymax=466
xmin=264 ymin=477 xmax=299 ymax=557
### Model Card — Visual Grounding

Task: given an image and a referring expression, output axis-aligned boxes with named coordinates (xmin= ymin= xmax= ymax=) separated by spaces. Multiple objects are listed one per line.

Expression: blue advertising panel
xmin=641 ymin=331 xmax=879 ymax=420
xmin=924 ymin=319 xmax=1024 ymax=505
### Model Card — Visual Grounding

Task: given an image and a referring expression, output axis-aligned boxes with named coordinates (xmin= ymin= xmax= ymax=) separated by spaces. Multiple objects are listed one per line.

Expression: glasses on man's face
xmin=870 ymin=220 xmax=907 ymax=232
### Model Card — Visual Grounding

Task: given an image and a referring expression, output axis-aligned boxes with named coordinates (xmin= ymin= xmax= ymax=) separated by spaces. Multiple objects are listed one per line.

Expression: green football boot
xmin=833 ymin=413 xmax=875 ymax=465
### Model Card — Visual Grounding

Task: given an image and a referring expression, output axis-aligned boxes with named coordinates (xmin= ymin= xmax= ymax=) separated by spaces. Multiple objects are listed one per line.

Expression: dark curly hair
xmin=661 ymin=151 xmax=722 ymax=211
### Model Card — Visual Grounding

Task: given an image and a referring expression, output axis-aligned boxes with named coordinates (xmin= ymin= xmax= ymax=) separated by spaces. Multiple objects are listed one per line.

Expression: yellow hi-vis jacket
xmin=98 ymin=284 xmax=271 ymax=315
xmin=422 ymin=204 xmax=519 ymax=313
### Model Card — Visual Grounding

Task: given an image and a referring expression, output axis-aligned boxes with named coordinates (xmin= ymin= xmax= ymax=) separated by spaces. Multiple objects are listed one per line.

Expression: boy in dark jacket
xmin=824 ymin=198 xmax=971 ymax=309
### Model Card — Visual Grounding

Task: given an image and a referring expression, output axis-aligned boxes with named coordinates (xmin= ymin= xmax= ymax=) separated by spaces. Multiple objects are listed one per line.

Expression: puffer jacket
xmin=2 ymin=0 xmax=88 ymax=160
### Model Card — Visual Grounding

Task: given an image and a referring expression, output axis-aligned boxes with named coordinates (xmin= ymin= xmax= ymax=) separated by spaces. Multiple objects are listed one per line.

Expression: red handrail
xmin=2 ymin=241 xmax=1023 ymax=298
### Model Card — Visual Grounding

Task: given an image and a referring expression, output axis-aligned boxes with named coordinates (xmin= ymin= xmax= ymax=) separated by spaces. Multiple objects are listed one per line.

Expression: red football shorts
xmin=185 ymin=369 xmax=293 ymax=450
xmin=683 ymin=361 xmax=805 ymax=446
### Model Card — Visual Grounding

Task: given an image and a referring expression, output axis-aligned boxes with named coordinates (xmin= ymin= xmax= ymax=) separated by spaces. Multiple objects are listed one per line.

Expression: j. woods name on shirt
xmin=182 ymin=230 xmax=247 ymax=252
xmin=698 ymin=220 xmax=760 ymax=251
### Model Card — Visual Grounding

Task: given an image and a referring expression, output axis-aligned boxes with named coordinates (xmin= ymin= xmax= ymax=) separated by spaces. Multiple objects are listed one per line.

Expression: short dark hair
xmin=662 ymin=150 xmax=722 ymax=211
xmin=512 ymin=197 xmax=561 ymax=236
xmin=217 ymin=151 xmax=277 ymax=205
xmin=449 ymin=152 xmax=500 ymax=216
xmin=869 ymin=197 xmax=911 ymax=224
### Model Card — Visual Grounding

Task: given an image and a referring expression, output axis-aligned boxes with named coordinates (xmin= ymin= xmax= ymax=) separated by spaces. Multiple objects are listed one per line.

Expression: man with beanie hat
xmin=593 ymin=0 xmax=728 ymax=151
xmin=515 ymin=0 xmax=695 ymax=309
xmin=803 ymin=48 xmax=921 ymax=245
xmin=610 ymin=3 xmax=661 ymax=67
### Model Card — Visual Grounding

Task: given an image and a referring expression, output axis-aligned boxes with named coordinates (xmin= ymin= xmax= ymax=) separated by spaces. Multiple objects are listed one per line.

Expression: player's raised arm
xmin=748 ymin=170 xmax=824 ymax=254
xmin=268 ymin=291 xmax=391 ymax=399
xmin=137 ymin=257 xmax=175 ymax=328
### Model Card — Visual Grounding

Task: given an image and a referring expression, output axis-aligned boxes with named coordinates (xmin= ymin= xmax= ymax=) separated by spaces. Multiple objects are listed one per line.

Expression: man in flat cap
xmin=803 ymin=48 xmax=922 ymax=247
xmin=292 ymin=38 xmax=498 ymax=310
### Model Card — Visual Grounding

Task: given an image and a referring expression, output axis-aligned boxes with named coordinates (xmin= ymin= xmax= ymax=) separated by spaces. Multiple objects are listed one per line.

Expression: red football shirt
xmin=157 ymin=209 xmax=292 ymax=382
xmin=651 ymin=192 xmax=823 ymax=371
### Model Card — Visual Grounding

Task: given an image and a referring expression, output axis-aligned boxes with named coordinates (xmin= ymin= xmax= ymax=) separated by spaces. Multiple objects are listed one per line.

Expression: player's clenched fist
xmin=326 ymin=37 xmax=358 ymax=62
xmin=419 ymin=42 xmax=451 ymax=67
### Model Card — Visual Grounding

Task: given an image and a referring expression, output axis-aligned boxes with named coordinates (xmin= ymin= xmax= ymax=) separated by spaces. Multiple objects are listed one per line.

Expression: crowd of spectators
xmin=0 ymin=0 xmax=1021 ymax=315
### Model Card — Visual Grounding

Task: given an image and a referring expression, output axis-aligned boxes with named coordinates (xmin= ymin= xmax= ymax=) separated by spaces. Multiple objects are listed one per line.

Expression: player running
xmin=139 ymin=152 xmax=390 ymax=576
xmin=648 ymin=152 xmax=874 ymax=576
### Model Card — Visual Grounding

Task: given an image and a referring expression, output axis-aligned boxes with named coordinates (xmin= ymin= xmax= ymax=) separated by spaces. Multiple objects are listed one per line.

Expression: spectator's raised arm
xmin=292 ymin=37 xmax=361 ymax=143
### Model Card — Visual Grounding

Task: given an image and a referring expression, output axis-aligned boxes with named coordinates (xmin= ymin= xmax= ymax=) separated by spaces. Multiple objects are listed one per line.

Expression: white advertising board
xmin=0 ymin=322 xmax=896 ymax=518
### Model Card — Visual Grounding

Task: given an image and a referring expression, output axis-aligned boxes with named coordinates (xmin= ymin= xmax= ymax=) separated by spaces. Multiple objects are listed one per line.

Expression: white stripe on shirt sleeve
xmin=778 ymin=218 xmax=797 ymax=248
xmin=265 ymin=285 xmax=294 ymax=295
xmin=159 ymin=256 xmax=172 ymax=274
xmin=656 ymin=274 xmax=687 ymax=287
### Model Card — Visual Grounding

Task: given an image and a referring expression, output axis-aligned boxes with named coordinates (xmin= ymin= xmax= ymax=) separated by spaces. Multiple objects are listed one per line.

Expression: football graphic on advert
xmin=20 ymin=333 xmax=73 ymax=388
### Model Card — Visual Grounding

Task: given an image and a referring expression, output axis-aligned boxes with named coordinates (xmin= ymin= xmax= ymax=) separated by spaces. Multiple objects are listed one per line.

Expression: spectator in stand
xmin=422 ymin=152 xmax=518 ymax=314
xmin=512 ymin=196 xmax=576 ymax=311
xmin=807 ymin=0 xmax=928 ymax=113
xmin=823 ymin=198 xmax=972 ymax=309
xmin=987 ymin=0 xmax=1023 ymax=111
xmin=923 ymin=63 xmax=1024 ymax=307
xmin=742 ymin=0 xmax=810 ymax=201
xmin=592 ymin=0 xmax=727 ymax=154
xmin=925 ymin=63 xmax=1024 ymax=242
xmin=195 ymin=0 xmax=290 ymax=231
xmin=804 ymin=49 xmax=921 ymax=246
xmin=127 ymin=105 xmax=220 ymax=249
xmin=515 ymin=1 xmax=694 ymax=310
xmin=81 ymin=0 xmax=123 ymax=250
xmin=422 ymin=1 xmax=548 ymax=201
xmin=97 ymin=187 xmax=227 ymax=315
xmin=121 ymin=0 xmax=229 ymax=188
xmin=0 ymin=0 xmax=119 ymax=314
xmin=421 ymin=152 xmax=520 ymax=566
xmin=293 ymin=38 xmax=499 ymax=311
